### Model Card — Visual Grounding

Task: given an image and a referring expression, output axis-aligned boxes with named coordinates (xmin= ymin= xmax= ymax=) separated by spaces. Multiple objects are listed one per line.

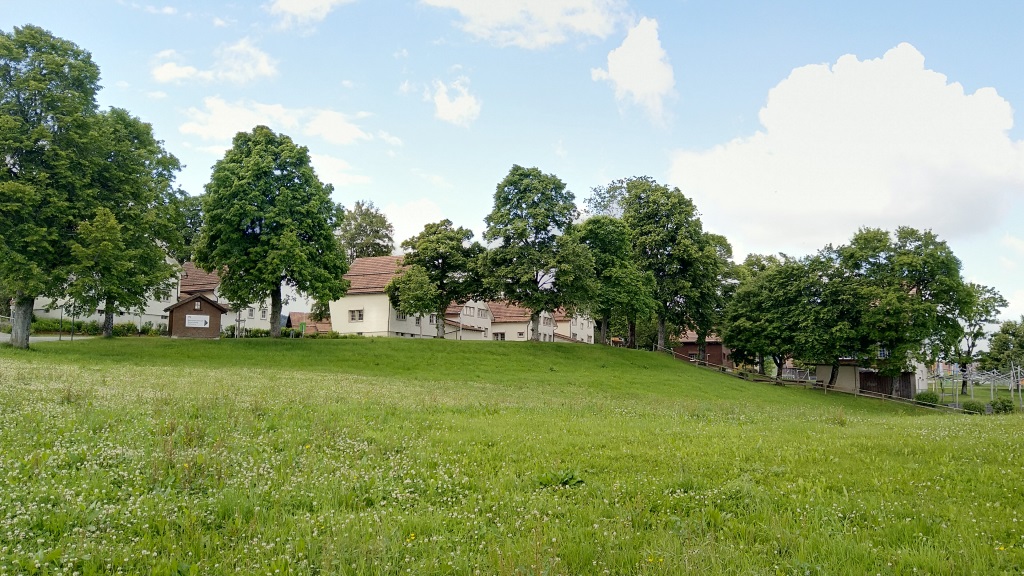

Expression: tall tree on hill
xmin=620 ymin=176 xmax=711 ymax=350
xmin=386 ymin=219 xmax=486 ymax=338
xmin=336 ymin=200 xmax=394 ymax=261
xmin=195 ymin=126 xmax=349 ymax=338
xmin=63 ymin=108 xmax=180 ymax=336
xmin=160 ymin=192 xmax=203 ymax=264
xmin=575 ymin=215 xmax=656 ymax=345
xmin=0 ymin=25 xmax=101 ymax=349
xmin=483 ymin=165 xmax=596 ymax=340
xmin=941 ymin=282 xmax=1006 ymax=392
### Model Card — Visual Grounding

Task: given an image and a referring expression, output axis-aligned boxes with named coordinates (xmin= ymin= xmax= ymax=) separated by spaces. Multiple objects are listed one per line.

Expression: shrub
xmin=81 ymin=321 xmax=102 ymax=335
xmin=961 ymin=400 xmax=986 ymax=415
xmin=914 ymin=391 xmax=940 ymax=406
xmin=111 ymin=323 xmax=138 ymax=337
xmin=247 ymin=328 xmax=270 ymax=338
xmin=992 ymin=398 xmax=1015 ymax=414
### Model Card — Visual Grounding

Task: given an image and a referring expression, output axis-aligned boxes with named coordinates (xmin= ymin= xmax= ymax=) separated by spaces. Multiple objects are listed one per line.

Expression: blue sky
xmin=4 ymin=1 xmax=1024 ymax=319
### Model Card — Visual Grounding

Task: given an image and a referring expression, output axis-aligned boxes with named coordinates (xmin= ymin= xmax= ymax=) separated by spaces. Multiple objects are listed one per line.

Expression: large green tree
xmin=386 ymin=219 xmax=485 ymax=338
xmin=195 ymin=126 xmax=349 ymax=338
xmin=942 ymin=283 xmax=1006 ymax=390
xmin=63 ymin=108 xmax=180 ymax=337
xmin=483 ymin=165 xmax=596 ymax=340
xmin=620 ymin=176 xmax=711 ymax=350
xmin=980 ymin=317 xmax=1024 ymax=372
xmin=575 ymin=215 xmax=656 ymax=345
xmin=336 ymin=200 xmax=394 ymax=261
xmin=0 ymin=25 xmax=101 ymax=348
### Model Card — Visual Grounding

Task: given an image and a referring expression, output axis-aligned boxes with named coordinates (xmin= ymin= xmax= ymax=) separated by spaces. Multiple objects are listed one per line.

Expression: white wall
xmin=555 ymin=313 xmax=595 ymax=344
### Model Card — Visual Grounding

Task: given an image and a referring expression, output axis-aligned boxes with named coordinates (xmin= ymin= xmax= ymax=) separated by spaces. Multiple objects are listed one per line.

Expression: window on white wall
xmin=493 ymin=332 xmax=505 ymax=341
xmin=261 ymin=309 xmax=267 ymax=320
xmin=349 ymin=309 xmax=364 ymax=322
xmin=415 ymin=316 xmax=421 ymax=326
xmin=248 ymin=308 xmax=255 ymax=319
xmin=429 ymin=314 xmax=436 ymax=324
xmin=396 ymin=312 xmax=407 ymax=321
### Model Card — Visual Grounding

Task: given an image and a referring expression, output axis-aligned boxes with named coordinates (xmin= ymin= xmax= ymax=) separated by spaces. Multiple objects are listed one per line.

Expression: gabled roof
xmin=443 ymin=318 xmax=485 ymax=332
xmin=180 ymin=262 xmax=221 ymax=294
xmin=488 ymin=301 xmax=534 ymax=323
xmin=344 ymin=255 xmax=404 ymax=295
xmin=164 ymin=293 xmax=229 ymax=314
xmin=678 ymin=330 xmax=724 ymax=344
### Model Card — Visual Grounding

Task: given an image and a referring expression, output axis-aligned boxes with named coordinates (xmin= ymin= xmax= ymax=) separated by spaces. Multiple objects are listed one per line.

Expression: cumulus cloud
xmin=422 ymin=0 xmax=625 ymax=49
xmin=431 ymin=77 xmax=481 ymax=127
xmin=303 ymin=110 xmax=372 ymax=145
xmin=151 ymin=38 xmax=276 ymax=84
xmin=377 ymin=131 xmax=403 ymax=147
xmin=145 ymin=5 xmax=177 ymax=15
xmin=592 ymin=17 xmax=674 ymax=122
xmin=384 ymin=198 xmax=446 ymax=245
xmin=669 ymin=43 xmax=1024 ymax=257
xmin=268 ymin=0 xmax=356 ymax=26
xmin=310 ymin=153 xmax=371 ymax=188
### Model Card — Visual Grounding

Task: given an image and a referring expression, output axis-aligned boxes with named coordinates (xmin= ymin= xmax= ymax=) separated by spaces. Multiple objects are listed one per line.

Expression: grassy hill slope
xmin=1 ymin=338 xmax=1021 ymax=574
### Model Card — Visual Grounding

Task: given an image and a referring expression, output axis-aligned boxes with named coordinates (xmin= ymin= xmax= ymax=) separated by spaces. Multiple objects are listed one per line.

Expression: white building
xmin=177 ymin=263 xmax=274 ymax=334
xmin=489 ymin=301 xmax=556 ymax=342
xmin=553 ymin=309 xmax=595 ymax=344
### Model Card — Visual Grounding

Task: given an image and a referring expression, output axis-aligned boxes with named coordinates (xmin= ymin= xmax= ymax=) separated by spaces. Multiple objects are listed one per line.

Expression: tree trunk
xmin=827 ymin=363 xmax=839 ymax=393
xmin=656 ymin=317 xmax=666 ymax=350
xmin=697 ymin=336 xmax=707 ymax=366
xmin=270 ymin=284 xmax=282 ymax=337
xmin=102 ymin=299 xmax=115 ymax=337
xmin=530 ymin=311 xmax=540 ymax=341
xmin=10 ymin=293 xmax=33 ymax=349
xmin=757 ymin=353 xmax=766 ymax=375
xmin=600 ymin=315 xmax=609 ymax=345
xmin=436 ymin=306 xmax=446 ymax=338
xmin=773 ymin=355 xmax=785 ymax=383
xmin=627 ymin=319 xmax=636 ymax=348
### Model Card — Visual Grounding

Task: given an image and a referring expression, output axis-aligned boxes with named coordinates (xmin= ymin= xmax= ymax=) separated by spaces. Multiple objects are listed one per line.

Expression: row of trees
xmin=1 ymin=26 xmax=400 ymax=347
xmin=387 ymin=168 xmax=733 ymax=348
xmin=720 ymin=228 xmax=1007 ymax=386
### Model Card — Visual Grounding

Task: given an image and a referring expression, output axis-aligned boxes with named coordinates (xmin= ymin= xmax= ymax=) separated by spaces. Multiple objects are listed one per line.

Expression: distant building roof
xmin=343 ymin=256 xmax=404 ymax=295
xmin=287 ymin=311 xmax=332 ymax=334
xmin=180 ymin=262 xmax=221 ymax=294
xmin=164 ymin=293 xmax=228 ymax=314
xmin=678 ymin=330 xmax=724 ymax=344
xmin=489 ymin=301 xmax=534 ymax=323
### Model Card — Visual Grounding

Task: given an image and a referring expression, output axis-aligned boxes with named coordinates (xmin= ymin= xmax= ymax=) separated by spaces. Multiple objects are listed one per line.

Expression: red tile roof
xmin=287 ymin=312 xmax=333 ymax=334
xmin=678 ymin=330 xmax=723 ymax=344
xmin=343 ymin=256 xmax=404 ymax=294
xmin=488 ymin=301 xmax=534 ymax=323
xmin=180 ymin=262 xmax=221 ymax=294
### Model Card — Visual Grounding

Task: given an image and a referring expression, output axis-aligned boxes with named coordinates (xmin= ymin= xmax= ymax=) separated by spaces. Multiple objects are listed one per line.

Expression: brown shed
xmin=164 ymin=294 xmax=229 ymax=338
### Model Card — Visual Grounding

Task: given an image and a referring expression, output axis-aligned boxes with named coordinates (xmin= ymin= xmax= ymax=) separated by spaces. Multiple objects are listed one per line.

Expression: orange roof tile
xmin=180 ymin=262 xmax=221 ymax=294
xmin=343 ymin=255 xmax=404 ymax=294
xmin=488 ymin=301 xmax=534 ymax=323
xmin=288 ymin=311 xmax=333 ymax=334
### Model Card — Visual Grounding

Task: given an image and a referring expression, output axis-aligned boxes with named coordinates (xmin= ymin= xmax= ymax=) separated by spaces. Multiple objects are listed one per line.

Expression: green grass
xmin=1 ymin=338 xmax=1022 ymax=575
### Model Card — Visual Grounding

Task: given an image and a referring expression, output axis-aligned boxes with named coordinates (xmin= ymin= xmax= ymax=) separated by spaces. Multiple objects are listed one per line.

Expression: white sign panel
xmin=185 ymin=314 xmax=210 ymax=328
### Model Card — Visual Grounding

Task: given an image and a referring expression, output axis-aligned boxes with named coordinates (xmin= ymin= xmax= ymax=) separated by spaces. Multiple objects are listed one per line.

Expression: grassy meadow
xmin=1 ymin=338 xmax=1022 ymax=575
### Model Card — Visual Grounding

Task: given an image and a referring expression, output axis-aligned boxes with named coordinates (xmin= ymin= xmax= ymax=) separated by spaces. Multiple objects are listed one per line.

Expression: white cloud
xmin=180 ymin=97 xmax=305 ymax=142
xmin=146 ymin=90 xmax=168 ymax=99
xmin=422 ymin=0 xmax=626 ymax=49
xmin=268 ymin=0 xmax=356 ymax=26
xmin=413 ymin=169 xmax=452 ymax=189
xmin=1002 ymin=234 xmax=1024 ymax=257
xmin=150 ymin=38 xmax=276 ymax=84
xmin=394 ymin=48 xmax=409 ymax=59
xmin=431 ymin=77 xmax=481 ymax=127
xmin=180 ymin=98 xmax=374 ymax=156
xmin=384 ymin=198 xmax=446 ymax=245
xmin=310 ymin=153 xmax=371 ymax=188
xmin=145 ymin=5 xmax=177 ymax=15
xmin=1000 ymin=289 xmax=1024 ymax=322
xmin=669 ymin=43 xmax=1024 ymax=257
xmin=999 ymin=256 xmax=1017 ymax=272
xmin=591 ymin=17 xmax=674 ymax=122
xmin=303 ymin=110 xmax=372 ymax=145
xmin=212 ymin=17 xmax=228 ymax=27
xmin=377 ymin=131 xmax=403 ymax=147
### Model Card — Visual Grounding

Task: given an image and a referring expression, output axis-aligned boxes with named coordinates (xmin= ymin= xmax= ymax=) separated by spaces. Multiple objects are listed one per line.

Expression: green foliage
xmin=336 ymin=200 xmax=394 ymax=261
xmin=961 ymin=400 xmax=986 ymax=415
xmin=483 ymin=165 xmax=595 ymax=338
xmin=195 ymin=126 xmax=349 ymax=337
xmin=110 ymin=322 xmax=138 ymax=337
xmin=389 ymin=219 xmax=485 ymax=338
xmin=980 ymin=316 xmax=1024 ymax=372
xmin=536 ymin=469 xmax=584 ymax=489
xmin=991 ymin=397 xmax=1015 ymax=414
xmin=914 ymin=391 xmax=940 ymax=406
xmin=0 ymin=25 xmax=101 ymax=347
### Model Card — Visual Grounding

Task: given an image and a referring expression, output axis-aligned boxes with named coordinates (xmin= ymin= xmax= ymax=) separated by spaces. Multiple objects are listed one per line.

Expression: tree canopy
xmin=0 ymin=25 xmax=102 ymax=348
xmin=336 ymin=200 xmax=395 ymax=262
xmin=483 ymin=165 xmax=595 ymax=340
xmin=386 ymin=219 xmax=485 ymax=338
xmin=195 ymin=125 xmax=349 ymax=337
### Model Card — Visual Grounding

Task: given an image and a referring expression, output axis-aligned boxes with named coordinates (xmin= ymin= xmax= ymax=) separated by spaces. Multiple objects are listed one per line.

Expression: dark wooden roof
xmin=179 ymin=262 xmax=221 ymax=294
xmin=164 ymin=293 xmax=229 ymax=314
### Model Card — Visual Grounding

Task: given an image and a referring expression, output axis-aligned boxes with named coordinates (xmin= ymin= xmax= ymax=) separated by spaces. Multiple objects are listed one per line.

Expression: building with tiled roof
xmin=178 ymin=262 xmax=274 ymax=334
xmin=286 ymin=312 xmax=333 ymax=335
xmin=488 ymin=301 xmax=556 ymax=342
